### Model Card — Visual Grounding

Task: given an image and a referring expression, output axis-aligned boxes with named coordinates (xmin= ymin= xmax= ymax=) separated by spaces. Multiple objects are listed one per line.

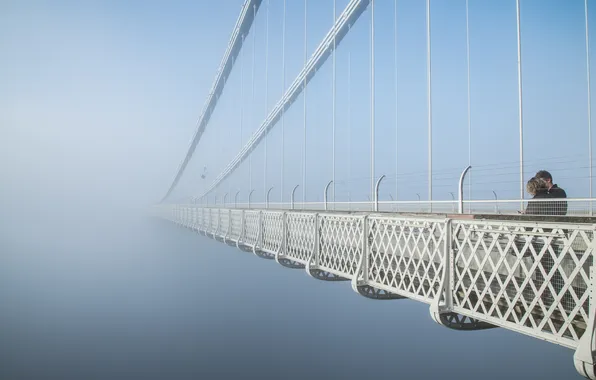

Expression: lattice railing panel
xmin=197 ymin=208 xmax=204 ymax=229
xmin=185 ymin=207 xmax=191 ymax=226
xmin=190 ymin=207 xmax=196 ymax=227
xmin=219 ymin=210 xmax=230 ymax=237
xmin=318 ymin=214 xmax=363 ymax=278
xmin=202 ymin=208 xmax=210 ymax=232
xmin=368 ymin=216 xmax=447 ymax=303
xmin=262 ymin=211 xmax=283 ymax=253
xmin=243 ymin=210 xmax=260 ymax=247
xmin=286 ymin=213 xmax=316 ymax=264
xmin=180 ymin=207 xmax=187 ymax=225
xmin=230 ymin=210 xmax=243 ymax=241
xmin=210 ymin=209 xmax=219 ymax=233
xmin=451 ymin=220 xmax=594 ymax=347
xmin=178 ymin=207 xmax=184 ymax=224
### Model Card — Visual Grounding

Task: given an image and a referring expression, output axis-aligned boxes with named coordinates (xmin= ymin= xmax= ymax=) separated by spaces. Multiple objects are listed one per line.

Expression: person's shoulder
xmin=533 ymin=191 xmax=550 ymax=199
xmin=549 ymin=185 xmax=567 ymax=198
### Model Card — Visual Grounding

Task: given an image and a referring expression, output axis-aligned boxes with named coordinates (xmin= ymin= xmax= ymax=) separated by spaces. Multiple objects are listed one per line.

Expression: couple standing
xmin=525 ymin=170 xmax=567 ymax=216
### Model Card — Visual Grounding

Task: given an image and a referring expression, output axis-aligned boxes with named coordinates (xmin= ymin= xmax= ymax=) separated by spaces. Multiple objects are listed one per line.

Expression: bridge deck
xmin=156 ymin=205 xmax=596 ymax=377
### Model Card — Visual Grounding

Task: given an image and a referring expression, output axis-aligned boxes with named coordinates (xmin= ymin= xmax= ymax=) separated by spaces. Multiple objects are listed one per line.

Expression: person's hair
xmin=535 ymin=170 xmax=553 ymax=182
xmin=526 ymin=176 xmax=549 ymax=196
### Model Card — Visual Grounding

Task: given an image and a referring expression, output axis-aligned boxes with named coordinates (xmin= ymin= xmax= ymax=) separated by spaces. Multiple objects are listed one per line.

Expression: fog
xmin=0 ymin=0 xmax=589 ymax=379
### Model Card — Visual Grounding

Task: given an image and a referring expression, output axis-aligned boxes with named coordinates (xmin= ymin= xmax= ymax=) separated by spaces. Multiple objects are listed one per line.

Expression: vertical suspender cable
xmin=303 ymin=0 xmax=308 ymax=205
xmin=466 ymin=0 xmax=471 ymax=211
xmin=264 ymin=0 xmax=269 ymax=200
xmin=250 ymin=4 xmax=256 ymax=194
xmin=370 ymin=0 xmax=375 ymax=210
xmin=585 ymin=0 xmax=593 ymax=210
xmin=348 ymin=43 xmax=352 ymax=206
xmin=281 ymin=0 xmax=286 ymax=203
xmin=240 ymin=33 xmax=245 ymax=190
xmin=426 ymin=0 xmax=432 ymax=207
xmin=516 ymin=0 xmax=524 ymax=206
xmin=332 ymin=0 xmax=336 ymax=207
xmin=394 ymin=0 xmax=398 ymax=203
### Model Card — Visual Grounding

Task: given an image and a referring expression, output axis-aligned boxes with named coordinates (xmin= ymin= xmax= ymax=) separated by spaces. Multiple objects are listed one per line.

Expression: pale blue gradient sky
xmin=1 ymin=0 xmax=594 ymax=207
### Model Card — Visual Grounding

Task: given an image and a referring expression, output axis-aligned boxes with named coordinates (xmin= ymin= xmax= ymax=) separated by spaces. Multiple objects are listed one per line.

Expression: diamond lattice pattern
xmin=286 ymin=213 xmax=316 ymax=264
xmin=243 ymin=211 xmax=260 ymax=247
xmin=262 ymin=211 xmax=284 ymax=253
xmin=451 ymin=220 xmax=594 ymax=345
xmin=318 ymin=214 xmax=363 ymax=278
xmin=230 ymin=210 xmax=243 ymax=241
xmin=368 ymin=216 xmax=446 ymax=302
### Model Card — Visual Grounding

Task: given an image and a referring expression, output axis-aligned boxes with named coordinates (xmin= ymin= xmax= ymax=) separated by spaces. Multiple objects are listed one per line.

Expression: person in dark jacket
xmin=535 ymin=170 xmax=567 ymax=215
xmin=524 ymin=177 xmax=551 ymax=215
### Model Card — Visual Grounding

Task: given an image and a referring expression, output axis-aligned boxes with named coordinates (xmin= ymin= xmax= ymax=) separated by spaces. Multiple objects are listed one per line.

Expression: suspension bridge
xmin=155 ymin=0 xmax=596 ymax=378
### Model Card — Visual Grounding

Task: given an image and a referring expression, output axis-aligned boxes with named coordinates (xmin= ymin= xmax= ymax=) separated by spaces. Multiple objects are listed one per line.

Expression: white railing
xmin=193 ymin=198 xmax=595 ymax=217
xmin=155 ymin=204 xmax=596 ymax=379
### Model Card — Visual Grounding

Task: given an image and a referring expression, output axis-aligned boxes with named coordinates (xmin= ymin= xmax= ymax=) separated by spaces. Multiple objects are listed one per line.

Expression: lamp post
xmin=234 ymin=191 xmax=240 ymax=208
xmin=291 ymin=185 xmax=300 ymax=210
xmin=324 ymin=180 xmax=333 ymax=211
xmin=248 ymin=189 xmax=255 ymax=209
xmin=374 ymin=174 xmax=386 ymax=212
xmin=458 ymin=165 xmax=472 ymax=214
xmin=266 ymin=187 xmax=274 ymax=209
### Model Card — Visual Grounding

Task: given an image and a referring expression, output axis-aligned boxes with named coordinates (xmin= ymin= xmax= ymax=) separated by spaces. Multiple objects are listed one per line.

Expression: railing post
xmin=199 ymin=207 xmax=203 ymax=231
xmin=314 ymin=213 xmax=320 ymax=267
xmin=324 ymin=180 xmax=333 ymax=211
xmin=492 ymin=190 xmax=498 ymax=214
xmin=234 ymin=191 xmax=240 ymax=208
xmin=374 ymin=174 xmax=386 ymax=212
xmin=223 ymin=193 xmax=228 ymax=207
xmin=224 ymin=209 xmax=231 ymax=241
xmin=430 ymin=218 xmax=454 ymax=323
xmin=574 ymin=238 xmax=596 ymax=378
xmin=445 ymin=219 xmax=453 ymax=308
xmin=209 ymin=208 xmax=213 ymax=235
xmin=282 ymin=212 xmax=288 ymax=256
xmin=215 ymin=208 xmax=221 ymax=238
xmin=458 ymin=165 xmax=472 ymax=214
xmin=362 ymin=215 xmax=369 ymax=283
xmin=258 ymin=210 xmax=264 ymax=251
xmin=237 ymin=209 xmax=246 ymax=248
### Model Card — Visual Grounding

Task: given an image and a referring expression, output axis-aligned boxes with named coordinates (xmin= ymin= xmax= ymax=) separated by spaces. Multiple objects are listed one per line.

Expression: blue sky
xmin=1 ymin=0 xmax=595 ymax=207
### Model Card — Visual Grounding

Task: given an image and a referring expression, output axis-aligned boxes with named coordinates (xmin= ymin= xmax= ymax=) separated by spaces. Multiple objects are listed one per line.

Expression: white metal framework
xmin=156 ymin=204 xmax=596 ymax=379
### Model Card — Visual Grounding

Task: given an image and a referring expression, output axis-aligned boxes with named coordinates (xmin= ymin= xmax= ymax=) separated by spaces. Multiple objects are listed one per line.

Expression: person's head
xmin=526 ymin=176 xmax=549 ymax=196
xmin=535 ymin=170 xmax=553 ymax=189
